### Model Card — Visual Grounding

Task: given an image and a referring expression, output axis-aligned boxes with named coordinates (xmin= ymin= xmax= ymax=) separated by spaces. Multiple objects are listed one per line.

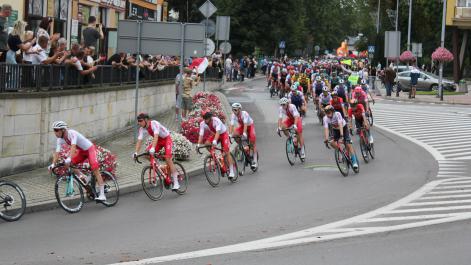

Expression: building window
xmin=28 ymin=0 xmax=43 ymax=17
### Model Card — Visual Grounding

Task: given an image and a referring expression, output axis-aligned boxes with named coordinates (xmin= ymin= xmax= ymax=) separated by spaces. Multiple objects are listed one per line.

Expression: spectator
xmin=181 ymin=68 xmax=194 ymax=119
xmin=72 ymin=49 xmax=98 ymax=76
xmin=54 ymin=37 xmax=69 ymax=64
xmin=0 ymin=4 xmax=12 ymax=62
xmin=409 ymin=65 xmax=420 ymax=99
xmin=84 ymin=46 xmax=97 ymax=66
xmin=107 ymin=52 xmax=128 ymax=69
xmin=82 ymin=16 xmax=104 ymax=49
xmin=6 ymin=20 xmax=33 ymax=64
xmin=225 ymin=55 xmax=232 ymax=81
xmin=37 ymin=17 xmax=60 ymax=54
xmin=22 ymin=30 xmax=36 ymax=64
xmin=383 ymin=66 xmax=396 ymax=97
xmin=239 ymin=56 xmax=246 ymax=81
xmin=30 ymin=35 xmax=62 ymax=65
xmin=175 ymin=71 xmax=183 ymax=121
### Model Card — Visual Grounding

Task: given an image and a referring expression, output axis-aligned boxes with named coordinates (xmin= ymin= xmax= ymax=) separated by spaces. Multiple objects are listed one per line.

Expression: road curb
xmin=381 ymin=96 xmax=471 ymax=105
xmin=24 ymin=166 xmax=205 ymax=214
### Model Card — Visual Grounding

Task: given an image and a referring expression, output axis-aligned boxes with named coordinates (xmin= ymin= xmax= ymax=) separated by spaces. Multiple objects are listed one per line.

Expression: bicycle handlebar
xmin=196 ymin=144 xmax=222 ymax=155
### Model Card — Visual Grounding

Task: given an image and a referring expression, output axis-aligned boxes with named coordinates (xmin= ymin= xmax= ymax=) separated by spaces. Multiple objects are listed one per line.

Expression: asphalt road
xmin=0 ymin=79 xmax=436 ymax=265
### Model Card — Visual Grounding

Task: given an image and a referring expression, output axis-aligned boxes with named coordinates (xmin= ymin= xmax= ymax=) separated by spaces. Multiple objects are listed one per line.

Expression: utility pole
xmin=376 ymin=0 xmax=381 ymax=34
xmin=407 ymin=0 xmax=412 ymax=51
xmin=395 ymin=0 xmax=399 ymax=31
xmin=438 ymin=0 xmax=447 ymax=101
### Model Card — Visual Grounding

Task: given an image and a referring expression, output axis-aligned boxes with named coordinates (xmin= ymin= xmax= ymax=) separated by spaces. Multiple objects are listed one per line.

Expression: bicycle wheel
xmin=227 ymin=153 xmax=239 ymax=183
xmin=335 ymin=149 xmax=349 ymax=177
xmin=367 ymin=109 xmax=374 ymax=126
xmin=204 ymin=155 xmax=221 ymax=187
xmin=141 ymin=165 xmax=164 ymax=201
xmin=285 ymin=137 xmax=296 ymax=166
xmin=55 ymin=176 xmax=84 ymax=213
xmin=369 ymin=143 xmax=376 ymax=159
xmin=174 ymin=162 xmax=188 ymax=195
xmin=100 ymin=171 xmax=119 ymax=207
xmin=234 ymin=147 xmax=246 ymax=176
xmin=0 ymin=181 xmax=26 ymax=221
xmin=359 ymin=136 xmax=370 ymax=163
xmin=250 ymin=151 xmax=259 ymax=172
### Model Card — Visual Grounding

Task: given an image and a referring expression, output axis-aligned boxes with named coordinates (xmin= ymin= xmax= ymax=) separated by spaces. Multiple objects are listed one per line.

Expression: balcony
xmin=452 ymin=7 xmax=471 ymax=28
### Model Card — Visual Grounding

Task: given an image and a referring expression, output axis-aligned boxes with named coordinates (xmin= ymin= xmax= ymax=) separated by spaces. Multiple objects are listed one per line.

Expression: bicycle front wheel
xmin=0 ymin=181 xmax=26 ymax=221
xmin=359 ymin=136 xmax=370 ymax=163
xmin=227 ymin=153 xmax=239 ymax=183
xmin=335 ymin=149 xmax=349 ymax=177
xmin=55 ymin=176 xmax=84 ymax=213
xmin=369 ymin=143 xmax=376 ymax=159
xmin=174 ymin=162 xmax=188 ymax=195
xmin=141 ymin=166 xmax=164 ymax=201
xmin=367 ymin=109 xmax=374 ymax=126
xmin=234 ymin=147 xmax=246 ymax=176
xmin=286 ymin=137 xmax=296 ymax=166
xmin=204 ymin=155 xmax=221 ymax=187
xmin=100 ymin=171 xmax=119 ymax=207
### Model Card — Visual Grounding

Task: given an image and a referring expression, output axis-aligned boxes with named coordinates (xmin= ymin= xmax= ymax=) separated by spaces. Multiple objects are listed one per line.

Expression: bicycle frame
xmin=54 ymin=164 xmax=99 ymax=199
xmin=135 ymin=152 xmax=172 ymax=187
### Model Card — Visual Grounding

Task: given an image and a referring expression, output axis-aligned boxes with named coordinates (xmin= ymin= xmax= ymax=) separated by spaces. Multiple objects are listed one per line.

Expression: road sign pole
xmin=204 ymin=16 xmax=208 ymax=91
xmin=178 ymin=23 xmax=185 ymax=129
xmin=134 ymin=20 xmax=142 ymax=143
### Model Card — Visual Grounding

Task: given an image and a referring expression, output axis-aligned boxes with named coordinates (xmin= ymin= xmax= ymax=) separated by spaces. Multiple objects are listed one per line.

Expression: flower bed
xmin=144 ymin=131 xmax=192 ymax=160
xmin=55 ymin=144 xmax=118 ymax=176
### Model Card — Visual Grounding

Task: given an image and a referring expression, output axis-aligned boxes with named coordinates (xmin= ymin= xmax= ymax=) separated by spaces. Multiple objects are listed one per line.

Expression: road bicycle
xmin=231 ymin=135 xmax=259 ymax=176
xmin=52 ymin=163 xmax=119 ymax=213
xmin=325 ymin=137 xmax=360 ymax=177
xmin=197 ymin=144 xmax=239 ymax=187
xmin=278 ymin=127 xmax=305 ymax=165
xmin=356 ymin=126 xmax=375 ymax=163
xmin=134 ymin=152 xmax=188 ymax=201
xmin=0 ymin=180 xmax=26 ymax=222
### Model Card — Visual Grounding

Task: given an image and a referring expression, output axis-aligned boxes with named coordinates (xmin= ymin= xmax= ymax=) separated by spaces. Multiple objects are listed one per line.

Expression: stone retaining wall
xmin=0 ymin=81 xmax=221 ymax=176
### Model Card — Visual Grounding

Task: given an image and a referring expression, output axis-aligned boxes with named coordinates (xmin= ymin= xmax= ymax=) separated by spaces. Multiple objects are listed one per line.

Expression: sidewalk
xmin=3 ymin=86 xmax=233 ymax=213
xmin=374 ymin=80 xmax=471 ymax=105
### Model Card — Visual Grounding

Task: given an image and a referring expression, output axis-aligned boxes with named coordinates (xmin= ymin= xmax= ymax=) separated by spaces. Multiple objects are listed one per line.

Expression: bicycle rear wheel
xmin=285 ymin=137 xmax=296 ymax=166
xmin=369 ymin=143 xmax=376 ymax=159
xmin=141 ymin=166 xmax=164 ymax=201
xmin=174 ymin=162 xmax=188 ymax=195
xmin=335 ymin=149 xmax=349 ymax=177
xmin=227 ymin=153 xmax=239 ymax=183
xmin=359 ymin=136 xmax=370 ymax=163
xmin=204 ymin=155 xmax=221 ymax=187
xmin=55 ymin=176 xmax=84 ymax=213
xmin=100 ymin=171 xmax=119 ymax=207
xmin=0 ymin=181 xmax=26 ymax=221
xmin=367 ymin=109 xmax=374 ymax=126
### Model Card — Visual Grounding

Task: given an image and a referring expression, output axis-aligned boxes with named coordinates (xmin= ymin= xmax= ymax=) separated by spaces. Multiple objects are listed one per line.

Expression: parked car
xmin=393 ymin=65 xmax=410 ymax=73
xmin=397 ymin=70 xmax=456 ymax=92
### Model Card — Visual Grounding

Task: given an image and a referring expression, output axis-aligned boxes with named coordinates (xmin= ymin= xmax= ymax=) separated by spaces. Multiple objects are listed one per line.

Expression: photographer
xmin=82 ymin=16 xmax=104 ymax=49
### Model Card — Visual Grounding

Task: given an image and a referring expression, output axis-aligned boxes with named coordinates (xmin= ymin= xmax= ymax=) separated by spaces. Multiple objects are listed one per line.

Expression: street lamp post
xmin=438 ymin=0 xmax=447 ymax=101
xmin=407 ymin=0 xmax=412 ymax=51
xmin=376 ymin=0 xmax=381 ymax=34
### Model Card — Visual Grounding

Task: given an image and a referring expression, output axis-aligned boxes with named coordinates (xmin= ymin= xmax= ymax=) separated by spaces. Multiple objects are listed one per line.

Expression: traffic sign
xmin=206 ymin=38 xmax=215 ymax=56
xmin=199 ymin=0 xmax=217 ymax=18
xmin=201 ymin=19 xmax=216 ymax=37
xmin=412 ymin=42 xmax=423 ymax=58
xmin=368 ymin=45 xmax=375 ymax=53
xmin=219 ymin=41 xmax=231 ymax=54
xmin=279 ymin=41 xmax=286 ymax=49
xmin=215 ymin=16 xmax=230 ymax=41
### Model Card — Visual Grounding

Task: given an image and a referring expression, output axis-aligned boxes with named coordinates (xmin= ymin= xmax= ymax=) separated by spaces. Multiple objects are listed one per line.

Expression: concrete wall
xmin=0 ymin=81 xmax=221 ymax=177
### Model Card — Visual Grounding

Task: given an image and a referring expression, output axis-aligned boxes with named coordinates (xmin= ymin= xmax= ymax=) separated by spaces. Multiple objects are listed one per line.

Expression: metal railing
xmin=0 ymin=64 xmax=221 ymax=92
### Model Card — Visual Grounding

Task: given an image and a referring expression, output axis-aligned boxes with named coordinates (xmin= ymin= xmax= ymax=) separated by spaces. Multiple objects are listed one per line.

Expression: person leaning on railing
xmin=106 ymin=52 xmax=128 ymax=70
xmin=30 ymin=35 xmax=63 ymax=65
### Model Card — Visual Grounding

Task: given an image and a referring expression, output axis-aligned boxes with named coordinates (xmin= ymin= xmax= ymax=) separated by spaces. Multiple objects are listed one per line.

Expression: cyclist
xmin=334 ymin=79 xmax=349 ymax=104
xmin=288 ymin=84 xmax=307 ymax=116
xmin=330 ymin=91 xmax=347 ymax=119
xmin=318 ymin=86 xmax=332 ymax=113
xmin=270 ymin=62 xmax=281 ymax=92
xmin=133 ymin=113 xmax=180 ymax=190
xmin=49 ymin=121 xmax=107 ymax=201
xmin=323 ymin=106 xmax=359 ymax=169
xmin=278 ymin=97 xmax=305 ymax=159
xmin=351 ymin=86 xmax=369 ymax=112
xmin=298 ymin=70 xmax=311 ymax=96
xmin=348 ymin=99 xmax=374 ymax=144
xmin=313 ymin=76 xmax=325 ymax=107
xmin=229 ymin=103 xmax=258 ymax=168
xmin=198 ymin=111 xmax=236 ymax=179
xmin=280 ymin=68 xmax=288 ymax=94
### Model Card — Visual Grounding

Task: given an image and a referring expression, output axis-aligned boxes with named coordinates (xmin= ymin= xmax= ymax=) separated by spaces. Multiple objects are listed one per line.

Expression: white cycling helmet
xmin=279 ymin=97 xmax=289 ymax=105
xmin=322 ymin=86 xmax=329 ymax=92
xmin=231 ymin=102 xmax=242 ymax=109
xmin=338 ymin=79 xmax=345 ymax=84
xmin=52 ymin=121 xmax=68 ymax=130
xmin=361 ymin=79 xmax=367 ymax=85
xmin=316 ymin=76 xmax=322 ymax=81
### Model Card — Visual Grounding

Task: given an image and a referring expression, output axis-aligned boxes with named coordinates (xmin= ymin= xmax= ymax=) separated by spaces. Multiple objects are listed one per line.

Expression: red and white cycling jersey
xmin=230 ymin=111 xmax=254 ymax=127
xmin=278 ymin=104 xmax=300 ymax=120
xmin=199 ymin=117 xmax=227 ymax=136
xmin=137 ymin=120 xmax=170 ymax=140
xmin=323 ymin=112 xmax=346 ymax=129
xmin=351 ymin=90 xmax=368 ymax=102
xmin=56 ymin=129 xmax=93 ymax=152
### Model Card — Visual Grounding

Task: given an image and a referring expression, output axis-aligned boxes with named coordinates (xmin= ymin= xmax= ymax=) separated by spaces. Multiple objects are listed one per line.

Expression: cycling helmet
xmin=52 ymin=121 xmax=68 ymax=130
xmin=137 ymin=112 xmax=149 ymax=120
xmin=361 ymin=79 xmax=367 ymax=85
xmin=316 ymin=76 xmax=322 ymax=81
xmin=306 ymin=68 xmax=312 ymax=74
xmin=294 ymin=81 xmax=300 ymax=87
xmin=202 ymin=111 xmax=213 ymax=119
xmin=338 ymin=79 xmax=345 ymax=84
xmin=354 ymin=86 xmax=363 ymax=93
xmin=231 ymin=102 xmax=242 ymax=109
xmin=324 ymin=105 xmax=335 ymax=113
xmin=290 ymin=84 xmax=298 ymax=91
xmin=322 ymin=86 xmax=329 ymax=92
xmin=279 ymin=97 xmax=289 ymax=105
xmin=331 ymin=91 xmax=338 ymax=96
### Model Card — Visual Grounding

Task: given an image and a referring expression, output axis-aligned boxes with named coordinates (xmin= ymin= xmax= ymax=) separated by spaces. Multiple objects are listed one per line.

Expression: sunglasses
xmin=54 ymin=129 xmax=62 ymax=132
xmin=137 ymin=119 xmax=144 ymax=122
xmin=232 ymin=109 xmax=239 ymax=112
